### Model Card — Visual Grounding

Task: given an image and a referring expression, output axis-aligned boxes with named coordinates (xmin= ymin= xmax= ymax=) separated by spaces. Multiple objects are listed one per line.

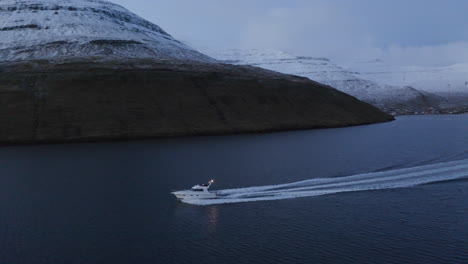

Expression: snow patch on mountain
xmin=0 ymin=0 xmax=213 ymax=62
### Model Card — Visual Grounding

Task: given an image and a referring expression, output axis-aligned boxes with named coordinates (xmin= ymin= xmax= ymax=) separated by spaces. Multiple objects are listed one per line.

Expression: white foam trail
xmin=183 ymin=159 xmax=468 ymax=205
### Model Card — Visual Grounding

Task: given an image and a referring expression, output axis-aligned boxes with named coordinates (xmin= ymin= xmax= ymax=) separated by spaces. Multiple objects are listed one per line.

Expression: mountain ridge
xmin=0 ymin=0 xmax=214 ymax=62
xmin=204 ymin=49 xmax=445 ymax=114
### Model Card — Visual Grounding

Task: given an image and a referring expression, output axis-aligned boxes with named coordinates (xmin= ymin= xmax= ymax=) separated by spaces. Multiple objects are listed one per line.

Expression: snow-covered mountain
xmin=0 ymin=0 xmax=213 ymax=62
xmin=344 ymin=60 xmax=468 ymax=94
xmin=205 ymin=49 xmax=440 ymax=114
xmin=343 ymin=60 xmax=468 ymax=112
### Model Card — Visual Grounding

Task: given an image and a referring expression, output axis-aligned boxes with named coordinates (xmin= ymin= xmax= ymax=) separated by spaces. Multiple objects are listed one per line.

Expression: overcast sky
xmin=113 ymin=0 xmax=468 ymax=66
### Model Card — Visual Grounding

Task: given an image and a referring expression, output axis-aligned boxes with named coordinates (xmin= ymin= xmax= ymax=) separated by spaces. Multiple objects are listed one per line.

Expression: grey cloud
xmin=112 ymin=0 xmax=468 ymax=66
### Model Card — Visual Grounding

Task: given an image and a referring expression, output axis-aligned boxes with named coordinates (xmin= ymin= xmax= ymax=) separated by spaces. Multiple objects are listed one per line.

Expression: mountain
xmin=344 ymin=60 xmax=468 ymax=112
xmin=345 ymin=60 xmax=468 ymax=94
xmin=205 ymin=49 xmax=443 ymax=114
xmin=0 ymin=0 xmax=213 ymax=62
xmin=0 ymin=1 xmax=393 ymax=145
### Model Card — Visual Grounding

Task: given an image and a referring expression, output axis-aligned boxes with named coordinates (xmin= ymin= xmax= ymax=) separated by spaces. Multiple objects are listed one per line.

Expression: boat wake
xmin=183 ymin=159 xmax=468 ymax=205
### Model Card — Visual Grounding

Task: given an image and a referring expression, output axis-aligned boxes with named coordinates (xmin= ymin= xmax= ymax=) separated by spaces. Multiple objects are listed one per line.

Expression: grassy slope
xmin=0 ymin=58 xmax=394 ymax=145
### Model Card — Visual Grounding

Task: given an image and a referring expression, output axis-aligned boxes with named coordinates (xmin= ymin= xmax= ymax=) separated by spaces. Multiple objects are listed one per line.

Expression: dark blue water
xmin=0 ymin=115 xmax=467 ymax=264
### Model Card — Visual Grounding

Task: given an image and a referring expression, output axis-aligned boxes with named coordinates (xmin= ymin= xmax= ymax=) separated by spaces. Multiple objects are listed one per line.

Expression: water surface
xmin=0 ymin=115 xmax=467 ymax=264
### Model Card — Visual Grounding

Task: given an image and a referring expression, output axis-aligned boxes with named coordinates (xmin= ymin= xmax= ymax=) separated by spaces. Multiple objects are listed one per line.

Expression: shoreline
xmin=0 ymin=118 xmax=393 ymax=147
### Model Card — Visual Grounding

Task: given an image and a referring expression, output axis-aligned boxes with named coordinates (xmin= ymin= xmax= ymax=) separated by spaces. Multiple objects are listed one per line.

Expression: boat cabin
xmin=191 ymin=180 xmax=214 ymax=192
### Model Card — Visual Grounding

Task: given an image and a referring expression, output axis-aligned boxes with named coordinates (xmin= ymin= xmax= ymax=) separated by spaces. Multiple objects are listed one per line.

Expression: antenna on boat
xmin=208 ymin=179 xmax=214 ymax=188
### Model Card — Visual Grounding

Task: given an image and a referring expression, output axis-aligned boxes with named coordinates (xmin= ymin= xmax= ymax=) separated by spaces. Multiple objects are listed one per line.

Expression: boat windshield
xmin=192 ymin=188 xmax=204 ymax=192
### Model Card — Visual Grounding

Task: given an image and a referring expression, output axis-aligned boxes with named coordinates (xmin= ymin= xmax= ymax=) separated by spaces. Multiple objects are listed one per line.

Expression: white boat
xmin=171 ymin=180 xmax=219 ymax=201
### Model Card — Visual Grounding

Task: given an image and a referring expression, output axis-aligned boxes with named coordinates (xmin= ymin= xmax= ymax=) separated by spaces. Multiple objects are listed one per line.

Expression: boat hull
xmin=171 ymin=190 xmax=218 ymax=201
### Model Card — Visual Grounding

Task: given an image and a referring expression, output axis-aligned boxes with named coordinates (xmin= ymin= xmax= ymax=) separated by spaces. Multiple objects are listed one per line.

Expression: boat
xmin=171 ymin=180 xmax=219 ymax=201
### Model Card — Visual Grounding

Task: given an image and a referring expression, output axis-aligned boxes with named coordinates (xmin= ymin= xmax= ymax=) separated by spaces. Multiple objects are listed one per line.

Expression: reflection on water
xmin=208 ymin=206 xmax=219 ymax=232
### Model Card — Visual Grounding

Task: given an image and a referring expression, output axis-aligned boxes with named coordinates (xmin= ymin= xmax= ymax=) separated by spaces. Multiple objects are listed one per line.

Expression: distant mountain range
xmin=345 ymin=60 xmax=468 ymax=94
xmin=205 ymin=49 xmax=467 ymax=115
xmin=344 ymin=60 xmax=468 ymax=112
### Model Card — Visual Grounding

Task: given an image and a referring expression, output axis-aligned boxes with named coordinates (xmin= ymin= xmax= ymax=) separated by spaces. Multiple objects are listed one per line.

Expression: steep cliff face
xmin=0 ymin=58 xmax=393 ymax=145
xmin=205 ymin=49 xmax=443 ymax=114
xmin=0 ymin=0 xmax=213 ymax=62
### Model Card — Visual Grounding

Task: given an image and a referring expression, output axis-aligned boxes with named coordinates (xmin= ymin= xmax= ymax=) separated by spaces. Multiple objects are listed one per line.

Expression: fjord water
xmin=0 ymin=115 xmax=467 ymax=264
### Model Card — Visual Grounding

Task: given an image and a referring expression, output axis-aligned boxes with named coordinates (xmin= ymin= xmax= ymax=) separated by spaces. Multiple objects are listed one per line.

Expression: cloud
xmin=113 ymin=0 xmax=468 ymax=67
xmin=237 ymin=3 xmax=468 ymax=67
xmin=238 ymin=4 xmax=377 ymax=62
xmin=373 ymin=42 xmax=468 ymax=67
